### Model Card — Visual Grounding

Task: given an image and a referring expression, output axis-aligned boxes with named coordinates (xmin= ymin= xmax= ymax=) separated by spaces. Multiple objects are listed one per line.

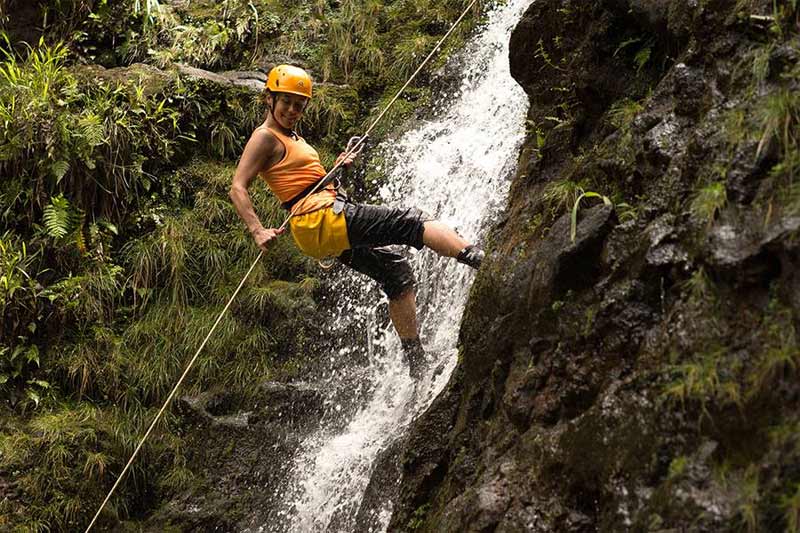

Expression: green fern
xmin=49 ymin=160 xmax=69 ymax=182
xmin=783 ymin=484 xmax=800 ymax=533
xmin=78 ymin=113 xmax=106 ymax=147
xmin=42 ymin=194 xmax=77 ymax=239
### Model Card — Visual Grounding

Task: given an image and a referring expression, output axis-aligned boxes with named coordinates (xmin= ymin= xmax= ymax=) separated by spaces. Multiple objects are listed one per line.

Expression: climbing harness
xmin=283 ymin=135 xmax=367 ymax=270
xmin=85 ymin=0 xmax=479 ymax=530
xmin=281 ymin=135 xmax=366 ymax=214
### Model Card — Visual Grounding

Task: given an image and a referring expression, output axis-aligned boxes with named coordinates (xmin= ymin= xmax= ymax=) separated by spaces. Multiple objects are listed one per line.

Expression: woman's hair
xmin=261 ymin=88 xmax=274 ymax=120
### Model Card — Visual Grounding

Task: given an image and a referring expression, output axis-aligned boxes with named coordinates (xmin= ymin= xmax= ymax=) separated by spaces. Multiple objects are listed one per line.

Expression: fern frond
xmin=42 ymin=194 xmax=76 ymax=239
xmin=78 ymin=113 xmax=106 ymax=147
xmin=75 ymin=217 xmax=87 ymax=255
xmin=50 ymin=160 xmax=69 ymax=182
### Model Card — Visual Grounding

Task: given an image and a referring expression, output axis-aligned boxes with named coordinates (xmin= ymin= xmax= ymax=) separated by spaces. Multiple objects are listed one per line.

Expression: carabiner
xmin=345 ymin=135 xmax=368 ymax=158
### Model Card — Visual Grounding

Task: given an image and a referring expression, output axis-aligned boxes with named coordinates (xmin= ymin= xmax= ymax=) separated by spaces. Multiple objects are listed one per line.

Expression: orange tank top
xmin=259 ymin=126 xmax=335 ymax=216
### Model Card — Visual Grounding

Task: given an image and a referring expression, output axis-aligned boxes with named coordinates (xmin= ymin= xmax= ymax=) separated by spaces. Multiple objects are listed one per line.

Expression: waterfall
xmin=261 ymin=0 xmax=532 ymax=530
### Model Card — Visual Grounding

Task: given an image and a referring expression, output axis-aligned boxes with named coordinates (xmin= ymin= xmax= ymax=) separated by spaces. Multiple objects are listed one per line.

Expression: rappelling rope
xmin=277 ymin=0 xmax=480 ymax=232
xmin=85 ymin=0 xmax=479 ymax=530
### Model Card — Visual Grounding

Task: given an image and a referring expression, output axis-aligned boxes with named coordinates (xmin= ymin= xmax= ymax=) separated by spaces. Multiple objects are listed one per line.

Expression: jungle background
xmin=5 ymin=0 xmax=800 ymax=531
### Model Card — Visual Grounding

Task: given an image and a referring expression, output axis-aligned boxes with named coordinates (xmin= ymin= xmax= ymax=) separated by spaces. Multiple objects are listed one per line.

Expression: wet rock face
xmin=353 ymin=435 xmax=406 ymax=531
xmin=672 ymin=63 xmax=709 ymax=117
xmin=144 ymin=382 xmax=323 ymax=531
xmin=391 ymin=0 xmax=800 ymax=531
xmin=176 ymin=64 xmax=267 ymax=92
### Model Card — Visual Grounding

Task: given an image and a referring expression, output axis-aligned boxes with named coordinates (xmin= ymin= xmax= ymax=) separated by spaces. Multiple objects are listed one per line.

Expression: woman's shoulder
xmin=253 ymin=124 xmax=275 ymax=140
xmin=249 ymin=125 xmax=287 ymax=171
xmin=250 ymin=125 xmax=282 ymax=151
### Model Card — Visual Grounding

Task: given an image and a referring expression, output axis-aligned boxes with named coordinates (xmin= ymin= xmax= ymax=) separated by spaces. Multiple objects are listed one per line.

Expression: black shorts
xmin=338 ymin=199 xmax=430 ymax=300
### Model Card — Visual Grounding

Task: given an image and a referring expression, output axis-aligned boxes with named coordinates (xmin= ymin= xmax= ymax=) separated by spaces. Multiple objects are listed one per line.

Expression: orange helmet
xmin=266 ymin=65 xmax=312 ymax=99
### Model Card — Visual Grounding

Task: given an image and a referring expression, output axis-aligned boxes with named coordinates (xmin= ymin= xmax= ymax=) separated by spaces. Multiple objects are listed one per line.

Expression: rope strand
xmin=85 ymin=0 xmax=479 ymax=529
xmin=280 ymin=0 xmax=480 ymax=229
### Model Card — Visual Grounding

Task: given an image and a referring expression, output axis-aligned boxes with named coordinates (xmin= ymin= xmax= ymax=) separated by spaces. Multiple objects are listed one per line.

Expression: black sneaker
xmin=457 ymin=245 xmax=484 ymax=269
xmin=401 ymin=337 xmax=428 ymax=380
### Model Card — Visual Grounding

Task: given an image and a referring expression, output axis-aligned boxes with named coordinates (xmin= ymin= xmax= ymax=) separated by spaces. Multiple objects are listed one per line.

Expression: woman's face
xmin=271 ymin=92 xmax=309 ymax=129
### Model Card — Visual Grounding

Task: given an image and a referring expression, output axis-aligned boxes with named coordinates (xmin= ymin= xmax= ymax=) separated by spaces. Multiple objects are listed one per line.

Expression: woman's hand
xmin=252 ymin=227 xmax=285 ymax=252
xmin=335 ymin=151 xmax=357 ymax=168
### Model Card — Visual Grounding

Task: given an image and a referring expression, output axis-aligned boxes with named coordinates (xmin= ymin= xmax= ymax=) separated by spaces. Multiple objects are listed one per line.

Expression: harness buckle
xmin=318 ymin=257 xmax=337 ymax=269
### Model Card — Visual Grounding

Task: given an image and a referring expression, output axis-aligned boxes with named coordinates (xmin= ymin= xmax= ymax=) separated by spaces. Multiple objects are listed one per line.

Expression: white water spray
xmin=266 ymin=0 xmax=532 ymax=530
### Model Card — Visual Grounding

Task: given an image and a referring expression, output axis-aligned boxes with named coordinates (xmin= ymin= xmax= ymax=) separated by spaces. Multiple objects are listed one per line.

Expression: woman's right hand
xmin=252 ymin=227 xmax=285 ymax=252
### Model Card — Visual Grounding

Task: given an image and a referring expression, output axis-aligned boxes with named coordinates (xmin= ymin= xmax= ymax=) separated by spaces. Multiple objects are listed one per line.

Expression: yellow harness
xmin=289 ymin=206 xmax=350 ymax=260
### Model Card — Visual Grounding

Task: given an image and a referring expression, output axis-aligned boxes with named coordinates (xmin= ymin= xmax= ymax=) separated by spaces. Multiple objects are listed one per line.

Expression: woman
xmin=229 ymin=65 xmax=484 ymax=379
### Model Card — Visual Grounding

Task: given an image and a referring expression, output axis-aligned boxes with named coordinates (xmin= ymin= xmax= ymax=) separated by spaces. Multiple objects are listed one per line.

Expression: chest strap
xmin=281 ymin=167 xmax=345 ymax=211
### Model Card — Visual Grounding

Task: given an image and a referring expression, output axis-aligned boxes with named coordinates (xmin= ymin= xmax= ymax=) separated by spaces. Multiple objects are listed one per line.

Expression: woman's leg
xmin=342 ymin=201 xmax=479 ymax=263
xmin=422 ymin=220 xmax=470 ymax=257
xmin=338 ymin=247 xmax=419 ymax=340
xmin=338 ymin=248 xmax=427 ymax=377
xmin=389 ymin=289 xmax=426 ymax=379
xmin=388 ymin=288 xmax=419 ymax=339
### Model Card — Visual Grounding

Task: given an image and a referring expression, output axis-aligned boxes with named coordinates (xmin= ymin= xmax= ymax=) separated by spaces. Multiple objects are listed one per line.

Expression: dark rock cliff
xmin=390 ymin=0 xmax=800 ymax=531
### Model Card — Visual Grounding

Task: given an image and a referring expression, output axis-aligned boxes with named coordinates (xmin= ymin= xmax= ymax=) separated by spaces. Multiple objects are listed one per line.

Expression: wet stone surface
xmin=387 ymin=0 xmax=800 ymax=531
xmin=145 ymin=382 xmax=324 ymax=531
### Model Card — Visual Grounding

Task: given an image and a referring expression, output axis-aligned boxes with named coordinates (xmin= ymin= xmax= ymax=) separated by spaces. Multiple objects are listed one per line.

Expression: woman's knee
xmin=384 ymin=258 xmax=416 ymax=300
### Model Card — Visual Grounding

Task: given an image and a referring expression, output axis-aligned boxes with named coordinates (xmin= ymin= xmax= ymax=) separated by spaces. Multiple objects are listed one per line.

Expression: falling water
xmin=265 ymin=0 xmax=532 ymax=530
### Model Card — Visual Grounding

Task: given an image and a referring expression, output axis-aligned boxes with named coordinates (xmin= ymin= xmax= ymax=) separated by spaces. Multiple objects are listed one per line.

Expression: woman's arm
xmin=229 ymin=129 xmax=285 ymax=252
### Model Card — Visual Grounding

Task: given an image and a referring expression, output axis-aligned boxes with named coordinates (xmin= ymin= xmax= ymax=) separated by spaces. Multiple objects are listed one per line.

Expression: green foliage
xmin=737 ymin=467 xmax=761 ymax=533
xmin=664 ymin=287 xmax=800 ymax=437
xmin=683 ymin=266 xmax=715 ymax=304
xmin=766 ymin=0 xmax=800 ymax=39
xmin=783 ymin=484 xmax=800 ymax=533
xmin=159 ymin=20 xmax=233 ymax=69
xmin=691 ymin=182 xmax=727 ymax=227
xmin=535 ymin=38 xmax=565 ymax=72
xmin=525 ymin=119 xmax=548 ymax=161
xmin=394 ymin=32 xmax=437 ymax=78
xmin=543 ymin=179 xmax=586 ymax=215
xmin=711 ymin=462 xmax=761 ymax=533
xmin=42 ymin=193 xmax=80 ymax=239
xmin=752 ymin=42 xmax=774 ymax=88
xmin=752 ymin=82 xmax=800 ymax=219
xmin=747 ymin=301 xmax=799 ymax=399
xmin=0 ymin=402 xmax=175 ymax=531
xmin=132 ymin=0 xmax=163 ymax=21
xmin=570 ymin=191 xmax=612 ymax=242
xmin=667 ymin=455 xmax=688 ymax=480
xmin=407 ymin=502 xmax=431 ymax=530
xmin=0 ymin=233 xmax=50 ymax=405
xmin=240 ymin=279 xmax=316 ymax=320
xmin=0 ymin=41 xmax=189 ymax=223
xmin=614 ymin=37 xmax=654 ymax=73
xmin=210 ymin=120 xmax=240 ymax=159
xmin=663 ymin=346 xmax=742 ymax=417
xmin=303 ymin=84 xmax=358 ymax=141
xmin=615 ymin=201 xmax=639 ymax=223
xmin=634 ymin=45 xmax=652 ymax=73
xmin=758 ymin=87 xmax=800 ymax=158
xmin=608 ymin=98 xmax=644 ymax=130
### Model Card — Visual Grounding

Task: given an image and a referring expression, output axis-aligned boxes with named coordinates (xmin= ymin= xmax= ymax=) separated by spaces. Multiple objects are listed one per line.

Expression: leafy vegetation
xmin=690 ymin=181 xmax=727 ymax=227
xmin=570 ymin=190 xmax=612 ymax=242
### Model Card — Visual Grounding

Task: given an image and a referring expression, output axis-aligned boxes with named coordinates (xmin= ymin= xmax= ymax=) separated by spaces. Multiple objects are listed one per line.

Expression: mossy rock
xmin=71 ymin=63 xmax=177 ymax=96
